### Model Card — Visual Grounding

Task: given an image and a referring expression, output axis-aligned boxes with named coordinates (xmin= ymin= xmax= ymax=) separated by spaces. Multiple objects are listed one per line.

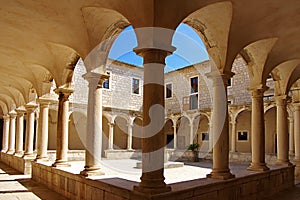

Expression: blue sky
xmin=108 ymin=23 xmax=209 ymax=73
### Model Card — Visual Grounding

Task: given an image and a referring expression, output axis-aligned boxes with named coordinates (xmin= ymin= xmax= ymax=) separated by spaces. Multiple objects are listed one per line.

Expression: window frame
xmin=190 ymin=76 xmax=199 ymax=94
xmin=237 ymin=130 xmax=249 ymax=142
xmin=132 ymin=77 xmax=140 ymax=95
xmin=102 ymin=71 xmax=111 ymax=90
xmin=165 ymin=82 xmax=173 ymax=99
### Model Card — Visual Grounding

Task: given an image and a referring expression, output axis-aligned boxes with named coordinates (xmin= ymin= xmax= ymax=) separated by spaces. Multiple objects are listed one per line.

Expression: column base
xmin=133 ymin=185 xmax=171 ymax=195
xmin=289 ymin=150 xmax=295 ymax=155
xmin=35 ymin=157 xmax=49 ymax=163
xmin=276 ymin=160 xmax=293 ymax=167
xmin=206 ymin=169 xmax=235 ymax=180
xmin=52 ymin=160 xmax=71 ymax=167
xmin=13 ymin=151 xmax=24 ymax=157
xmin=80 ymin=167 xmax=105 ymax=177
xmin=22 ymin=154 xmax=35 ymax=159
xmin=1 ymin=149 xmax=8 ymax=153
xmin=6 ymin=150 xmax=15 ymax=155
xmin=247 ymin=162 xmax=269 ymax=171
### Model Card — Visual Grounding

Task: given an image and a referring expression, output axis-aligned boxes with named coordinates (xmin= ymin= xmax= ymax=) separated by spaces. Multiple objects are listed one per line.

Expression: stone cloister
xmin=0 ymin=0 xmax=300 ymax=199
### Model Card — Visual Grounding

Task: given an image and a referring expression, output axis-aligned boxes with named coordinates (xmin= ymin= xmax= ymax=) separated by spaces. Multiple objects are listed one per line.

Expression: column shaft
xmin=289 ymin=117 xmax=295 ymax=155
xmin=15 ymin=109 xmax=26 ymax=155
xmin=189 ymin=123 xmax=194 ymax=144
xmin=108 ymin=123 xmax=114 ymax=150
xmin=1 ymin=115 xmax=10 ymax=152
xmin=23 ymin=105 xmax=37 ymax=158
xmin=127 ymin=124 xmax=133 ymax=150
xmin=275 ymin=96 xmax=291 ymax=166
xmin=52 ymin=88 xmax=73 ymax=167
xmin=248 ymin=88 xmax=269 ymax=171
xmin=7 ymin=111 xmax=17 ymax=154
xmin=294 ymin=104 xmax=300 ymax=178
xmin=207 ymin=73 xmax=234 ymax=180
xmin=172 ymin=125 xmax=177 ymax=149
xmin=231 ymin=121 xmax=236 ymax=152
xmin=36 ymin=100 xmax=50 ymax=161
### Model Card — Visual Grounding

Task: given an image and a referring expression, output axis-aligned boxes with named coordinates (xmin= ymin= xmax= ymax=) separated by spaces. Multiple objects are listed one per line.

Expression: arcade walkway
xmin=0 ymin=161 xmax=66 ymax=200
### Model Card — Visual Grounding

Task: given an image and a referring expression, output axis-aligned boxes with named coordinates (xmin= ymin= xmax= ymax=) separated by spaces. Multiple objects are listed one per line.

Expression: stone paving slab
xmin=0 ymin=162 xmax=67 ymax=200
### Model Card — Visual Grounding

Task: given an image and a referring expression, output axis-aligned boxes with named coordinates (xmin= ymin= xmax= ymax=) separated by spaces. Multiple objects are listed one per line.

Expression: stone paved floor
xmin=0 ymin=162 xmax=67 ymax=200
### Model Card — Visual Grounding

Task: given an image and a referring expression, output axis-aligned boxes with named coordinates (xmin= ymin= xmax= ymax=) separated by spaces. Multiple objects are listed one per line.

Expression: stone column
xmin=247 ymin=87 xmax=269 ymax=171
xmin=127 ymin=123 xmax=133 ymax=150
xmin=275 ymin=95 xmax=292 ymax=166
xmin=80 ymin=72 xmax=108 ymax=176
xmin=189 ymin=122 xmax=194 ymax=144
xmin=23 ymin=104 xmax=38 ymax=158
xmin=52 ymin=88 xmax=73 ymax=167
xmin=289 ymin=117 xmax=295 ymax=155
xmin=231 ymin=120 xmax=237 ymax=152
xmin=108 ymin=122 xmax=114 ymax=150
xmin=15 ymin=108 xmax=26 ymax=155
xmin=294 ymin=103 xmax=300 ymax=178
xmin=208 ymin=122 xmax=213 ymax=151
xmin=35 ymin=99 xmax=52 ymax=162
xmin=1 ymin=115 xmax=10 ymax=152
xmin=206 ymin=72 xmax=235 ymax=180
xmin=172 ymin=124 xmax=177 ymax=149
xmin=133 ymin=48 xmax=173 ymax=194
xmin=7 ymin=111 xmax=17 ymax=154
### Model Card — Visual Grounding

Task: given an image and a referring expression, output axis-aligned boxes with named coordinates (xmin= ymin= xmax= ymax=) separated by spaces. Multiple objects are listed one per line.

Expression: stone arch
xmin=68 ymin=111 xmax=86 ymax=150
xmin=264 ymin=106 xmax=276 ymax=154
xmin=113 ymin=115 xmax=128 ymax=149
xmin=164 ymin=118 xmax=174 ymax=149
xmin=132 ymin=117 xmax=142 ymax=149
xmin=194 ymin=114 xmax=210 ymax=152
xmin=235 ymin=109 xmax=251 ymax=153
xmin=176 ymin=116 xmax=190 ymax=150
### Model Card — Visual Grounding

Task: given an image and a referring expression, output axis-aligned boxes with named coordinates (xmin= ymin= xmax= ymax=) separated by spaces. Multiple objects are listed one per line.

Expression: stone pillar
xmin=52 ymin=88 xmax=73 ymax=167
xmin=35 ymin=99 xmax=52 ymax=162
xmin=208 ymin=122 xmax=213 ymax=151
xmin=231 ymin=120 xmax=237 ymax=152
xmin=108 ymin=122 xmax=114 ymax=150
xmin=206 ymin=72 xmax=235 ymax=180
xmin=133 ymin=48 xmax=172 ymax=194
xmin=15 ymin=108 xmax=26 ymax=155
xmin=1 ymin=115 xmax=10 ymax=152
xmin=289 ymin=117 xmax=295 ymax=155
xmin=23 ymin=104 xmax=38 ymax=158
xmin=247 ymin=87 xmax=269 ymax=171
xmin=294 ymin=103 xmax=300 ymax=178
xmin=127 ymin=123 xmax=133 ymax=150
xmin=7 ymin=111 xmax=17 ymax=154
xmin=80 ymin=72 xmax=108 ymax=176
xmin=189 ymin=122 xmax=194 ymax=144
xmin=172 ymin=124 xmax=177 ymax=149
xmin=275 ymin=95 xmax=292 ymax=166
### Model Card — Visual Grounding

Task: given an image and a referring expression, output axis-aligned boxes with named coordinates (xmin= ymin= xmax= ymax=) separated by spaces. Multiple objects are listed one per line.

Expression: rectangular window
xmin=227 ymin=78 xmax=232 ymax=87
xmin=238 ymin=131 xmax=248 ymax=141
xmin=190 ymin=77 xmax=198 ymax=93
xmin=102 ymin=72 xmax=110 ymax=89
xmin=202 ymin=133 xmax=209 ymax=141
xmin=182 ymin=96 xmax=190 ymax=111
xmin=190 ymin=94 xmax=198 ymax=110
xmin=132 ymin=78 xmax=140 ymax=94
xmin=166 ymin=83 xmax=172 ymax=98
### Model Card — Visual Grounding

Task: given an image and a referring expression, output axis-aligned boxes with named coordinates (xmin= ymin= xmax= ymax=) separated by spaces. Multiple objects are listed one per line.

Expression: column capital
xmin=83 ymin=72 xmax=110 ymax=89
xmin=134 ymin=48 xmax=175 ymax=64
xmin=15 ymin=107 xmax=26 ymax=116
xmin=275 ymin=95 xmax=288 ymax=106
xmin=248 ymin=85 xmax=269 ymax=98
xmin=9 ymin=110 xmax=17 ymax=118
xmin=2 ymin=114 xmax=10 ymax=121
xmin=206 ymin=71 xmax=235 ymax=87
xmin=54 ymin=87 xmax=74 ymax=100
xmin=25 ymin=103 xmax=38 ymax=113
xmin=108 ymin=122 xmax=115 ymax=127
xmin=293 ymin=102 xmax=300 ymax=110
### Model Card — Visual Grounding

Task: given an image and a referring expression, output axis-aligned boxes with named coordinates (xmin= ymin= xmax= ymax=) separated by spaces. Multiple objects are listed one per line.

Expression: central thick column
xmin=1 ymin=115 xmax=10 ymax=152
xmin=294 ymin=103 xmax=300 ymax=178
xmin=7 ymin=111 xmax=17 ymax=154
xmin=52 ymin=88 xmax=73 ymax=167
xmin=206 ymin=72 xmax=235 ymax=180
xmin=134 ymin=48 xmax=172 ymax=194
xmin=23 ymin=104 xmax=38 ymax=158
xmin=80 ymin=72 xmax=108 ymax=176
xmin=275 ymin=95 xmax=292 ymax=166
xmin=248 ymin=87 xmax=269 ymax=171
xmin=35 ymin=99 xmax=52 ymax=162
xmin=15 ymin=108 xmax=26 ymax=155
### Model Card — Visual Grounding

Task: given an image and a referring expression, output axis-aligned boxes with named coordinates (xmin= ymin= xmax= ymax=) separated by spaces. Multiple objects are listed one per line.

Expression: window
xmin=227 ymin=99 xmax=232 ymax=105
xmin=190 ymin=77 xmax=198 ymax=93
xmin=190 ymin=94 xmax=198 ymax=110
xmin=102 ymin=72 xmax=110 ymax=89
xmin=238 ymin=131 xmax=248 ymax=141
xmin=132 ymin=78 xmax=140 ymax=94
xmin=202 ymin=133 xmax=209 ymax=141
xmin=166 ymin=83 xmax=172 ymax=98
xmin=227 ymin=78 xmax=232 ymax=87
